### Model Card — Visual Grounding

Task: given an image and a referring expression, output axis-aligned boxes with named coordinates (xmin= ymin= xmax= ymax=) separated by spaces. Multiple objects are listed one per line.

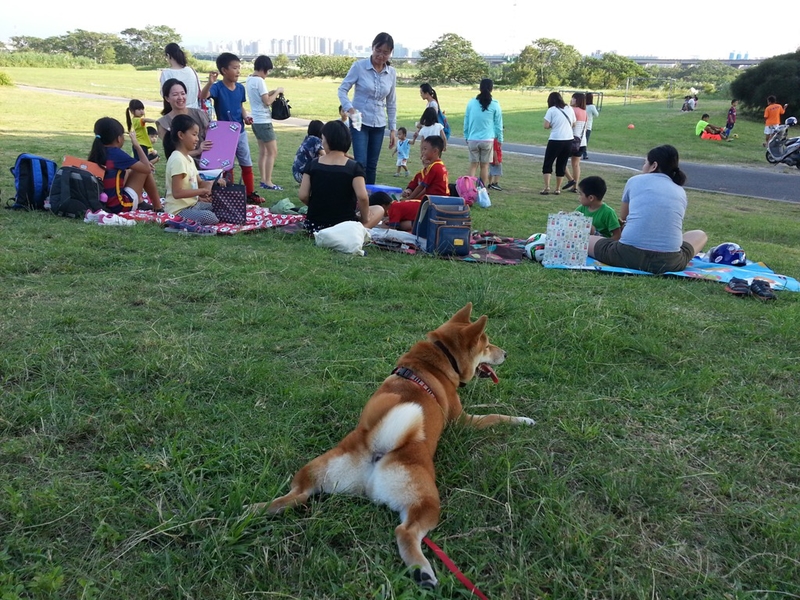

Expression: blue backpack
xmin=438 ymin=110 xmax=451 ymax=140
xmin=8 ymin=153 xmax=58 ymax=211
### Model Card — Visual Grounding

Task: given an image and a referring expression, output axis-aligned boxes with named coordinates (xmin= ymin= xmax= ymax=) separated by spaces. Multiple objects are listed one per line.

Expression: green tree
xmin=591 ymin=53 xmax=648 ymax=88
xmin=417 ymin=33 xmax=488 ymax=85
xmin=116 ymin=26 xmax=180 ymax=67
xmin=60 ymin=30 xmax=119 ymax=64
xmin=271 ymin=54 xmax=292 ymax=77
xmin=730 ymin=51 xmax=800 ymax=118
xmin=507 ymin=38 xmax=581 ymax=87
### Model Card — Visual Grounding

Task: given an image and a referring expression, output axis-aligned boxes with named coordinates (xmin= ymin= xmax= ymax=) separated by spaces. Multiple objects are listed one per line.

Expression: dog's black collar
xmin=433 ymin=340 xmax=466 ymax=388
xmin=392 ymin=367 xmax=435 ymax=397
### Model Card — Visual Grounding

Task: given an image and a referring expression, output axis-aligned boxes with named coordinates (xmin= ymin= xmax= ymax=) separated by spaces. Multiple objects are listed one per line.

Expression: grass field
xmin=1 ymin=70 xmax=800 ymax=599
xmin=2 ymin=67 xmax=788 ymax=168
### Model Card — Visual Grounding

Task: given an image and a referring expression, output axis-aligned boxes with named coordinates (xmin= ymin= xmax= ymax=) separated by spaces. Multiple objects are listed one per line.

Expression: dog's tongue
xmin=478 ymin=364 xmax=499 ymax=383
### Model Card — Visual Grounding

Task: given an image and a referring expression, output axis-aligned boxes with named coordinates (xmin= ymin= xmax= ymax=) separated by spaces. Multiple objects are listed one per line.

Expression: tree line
xmin=4 ymin=28 xmax=797 ymax=116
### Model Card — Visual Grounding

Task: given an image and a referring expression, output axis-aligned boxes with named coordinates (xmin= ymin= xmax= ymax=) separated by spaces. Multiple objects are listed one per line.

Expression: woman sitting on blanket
xmin=589 ymin=145 xmax=707 ymax=274
xmin=156 ymin=78 xmax=211 ymax=161
xmin=299 ymin=120 xmax=385 ymax=234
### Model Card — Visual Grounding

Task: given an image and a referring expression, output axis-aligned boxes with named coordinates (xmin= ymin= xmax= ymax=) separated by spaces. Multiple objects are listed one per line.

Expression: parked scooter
xmin=765 ymin=116 xmax=800 ymax=168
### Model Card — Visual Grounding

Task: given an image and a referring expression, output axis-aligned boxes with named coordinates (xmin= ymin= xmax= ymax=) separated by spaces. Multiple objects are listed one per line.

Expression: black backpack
xmin=7 ymin=153 xmax=58 ymax=211
xmin=48 ymin=166 xmax=104 ymax=218
xmin=270 ymin=93 xmax=291 ymax=120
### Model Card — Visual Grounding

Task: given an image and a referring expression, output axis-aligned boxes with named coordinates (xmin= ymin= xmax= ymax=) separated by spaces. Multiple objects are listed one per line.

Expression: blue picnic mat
xmin=545 ymin=256 xmax=800 ymax=292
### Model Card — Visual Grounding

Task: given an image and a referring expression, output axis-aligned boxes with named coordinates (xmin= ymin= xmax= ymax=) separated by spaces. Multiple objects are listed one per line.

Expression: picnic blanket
xmin=367 ymin=229 xmax=525 ymax=265
xmin=120 ymin=206 xmax=305 ymax=235
xmin=545 ymin=256 xmax=800 ymax=292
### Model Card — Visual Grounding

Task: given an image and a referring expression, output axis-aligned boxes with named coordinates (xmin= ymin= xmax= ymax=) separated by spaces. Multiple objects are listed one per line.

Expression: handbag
xmin=542 ymin=211 xmax=591 ymax=267
xmin=211 ymin=183 xmax=247 ymax=224
xmin=558 ymin=108 xmax=585 ymax=154
xmin=270 ymin=93 xmax=291 ymax=120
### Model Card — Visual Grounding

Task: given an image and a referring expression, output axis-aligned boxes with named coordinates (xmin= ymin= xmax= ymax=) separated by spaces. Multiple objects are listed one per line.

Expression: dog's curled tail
xmin=370 ymin=403 xmax=426 ymax=456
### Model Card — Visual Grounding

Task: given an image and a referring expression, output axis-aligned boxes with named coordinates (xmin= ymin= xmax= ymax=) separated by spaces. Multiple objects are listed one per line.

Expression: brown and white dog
xmin=250 ymin=303 xmax=535 ymax=587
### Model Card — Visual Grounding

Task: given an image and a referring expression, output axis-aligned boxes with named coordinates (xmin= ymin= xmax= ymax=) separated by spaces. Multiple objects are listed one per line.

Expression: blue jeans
xmin=350 ymin=124 xmax=385 ymax=184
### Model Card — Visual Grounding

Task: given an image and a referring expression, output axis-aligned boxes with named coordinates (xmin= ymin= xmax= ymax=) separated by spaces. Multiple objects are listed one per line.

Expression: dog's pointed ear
xmin=449 ymin=303 xmax=473 ymax=323
xmin=463 ymin=314 xmax=487 ymax=339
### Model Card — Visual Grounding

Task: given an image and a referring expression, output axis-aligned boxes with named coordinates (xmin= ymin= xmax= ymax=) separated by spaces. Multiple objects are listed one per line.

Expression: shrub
xmin=0 ymin=71 xmax=12 ymax=86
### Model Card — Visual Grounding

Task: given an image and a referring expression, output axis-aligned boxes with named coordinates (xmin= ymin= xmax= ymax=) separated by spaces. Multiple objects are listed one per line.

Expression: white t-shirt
xmin=246 ymin=75 xmax=271 ymax=124
xmin=544 ymin=105 xmax=575 ymax=141
xmin=160 ymin=67 xmax=200 ymax=110
xmin=426 ymin=99 xmax=439 ymax=112
xmin=418 ymin=122 xmax=444 ymax=140
xmin=586 ymin=104 xmax=599 ymax=129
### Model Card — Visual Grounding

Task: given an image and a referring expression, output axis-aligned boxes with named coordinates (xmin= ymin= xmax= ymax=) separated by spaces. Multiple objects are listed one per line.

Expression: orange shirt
xmin=764 ymin=103 xmax=785 ymax=126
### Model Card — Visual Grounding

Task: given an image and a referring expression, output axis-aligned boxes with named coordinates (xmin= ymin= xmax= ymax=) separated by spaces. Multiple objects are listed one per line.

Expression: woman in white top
xmin=541 ymin=92 xmax=575 ymax=195
xmin=160 ymin=43 xmax=201 ymax=110
xmin=583 ymin=92 xmax=599 ymax=160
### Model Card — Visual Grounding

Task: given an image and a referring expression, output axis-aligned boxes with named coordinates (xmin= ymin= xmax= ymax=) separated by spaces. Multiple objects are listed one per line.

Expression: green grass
xmin=3 ymin=67 xmax=784 ymax=167
xmin=2 ymin=74 xmax=800 ymax=600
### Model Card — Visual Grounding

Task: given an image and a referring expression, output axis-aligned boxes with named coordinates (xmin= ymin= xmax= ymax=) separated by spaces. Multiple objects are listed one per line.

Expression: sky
xmin=2 ymin=0 xmax=797 ymax=60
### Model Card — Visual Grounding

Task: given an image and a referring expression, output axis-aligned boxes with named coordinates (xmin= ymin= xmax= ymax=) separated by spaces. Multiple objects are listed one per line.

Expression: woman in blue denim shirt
xmin=338 ymin=32 xmax=397 ymax=185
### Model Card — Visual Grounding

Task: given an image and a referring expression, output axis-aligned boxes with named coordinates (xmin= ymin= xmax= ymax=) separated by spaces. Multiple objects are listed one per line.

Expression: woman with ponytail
xmin=160 ymin=43 xmax=201 ymax=110
xmin=463 ymin=78 xmax=503 ymax=184
xmin=589 ymin=145 xmax=707 ymax=273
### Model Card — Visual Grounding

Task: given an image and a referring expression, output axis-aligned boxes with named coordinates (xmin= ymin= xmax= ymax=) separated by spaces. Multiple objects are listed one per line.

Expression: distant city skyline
xmin=2 ymin=0 xmax=796 ymax=61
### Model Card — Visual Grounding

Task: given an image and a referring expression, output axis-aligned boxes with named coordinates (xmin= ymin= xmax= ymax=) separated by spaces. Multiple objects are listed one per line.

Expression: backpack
xmin=7 ymin=153 xmax=58 ymax=211
xmin=271 ymin=93 xmax=291 ymax=120
xmin=48 ymin=166 xmax=104 ymax=218
xmin=455 ymin=176 xmax=480 ymax=206
xmin=413 ymin=195 xmax=471 ymax=256
xmin=438 ymin=110 xmax=451 ymax=140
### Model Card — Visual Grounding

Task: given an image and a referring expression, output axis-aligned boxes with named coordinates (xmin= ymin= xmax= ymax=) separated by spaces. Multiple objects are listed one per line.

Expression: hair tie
xmin=95 ymin=134 xmax=101 ymax=139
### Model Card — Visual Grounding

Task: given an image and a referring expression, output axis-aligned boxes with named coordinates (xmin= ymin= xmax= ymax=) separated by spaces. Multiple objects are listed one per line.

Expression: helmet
xmin=786 ymin=116 xmax=798 ymax=126
xmin=709 ymin=243 xmax=747 ymax=266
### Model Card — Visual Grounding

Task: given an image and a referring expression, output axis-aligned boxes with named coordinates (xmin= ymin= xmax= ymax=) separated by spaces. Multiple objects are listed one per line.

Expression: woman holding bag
xmin=540 ymin=92 xmax=575 ymax=195
xmin=160 ymin=43 xmax=201 ymax=110
xmin=562 ymin=92 xmax=588 ymax=193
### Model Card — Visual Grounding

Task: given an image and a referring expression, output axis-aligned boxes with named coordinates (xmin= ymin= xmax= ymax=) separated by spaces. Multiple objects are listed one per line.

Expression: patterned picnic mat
xmin=121 ymin=206 xmax=305 ymax=235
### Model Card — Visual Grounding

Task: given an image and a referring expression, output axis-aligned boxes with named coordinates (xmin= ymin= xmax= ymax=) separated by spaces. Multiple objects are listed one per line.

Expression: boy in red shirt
xmin=387 ymin=136 xmax=449 ymax=231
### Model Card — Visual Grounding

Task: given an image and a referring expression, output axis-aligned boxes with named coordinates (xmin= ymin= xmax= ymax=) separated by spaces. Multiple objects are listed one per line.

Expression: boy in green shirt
xmin=576 ymin=176 xmax=621 ymax=240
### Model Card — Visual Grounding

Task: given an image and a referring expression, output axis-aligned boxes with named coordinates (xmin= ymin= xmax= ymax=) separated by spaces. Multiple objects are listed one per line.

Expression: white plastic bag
xmin=314 ymin=221 xmax=370 ymax=256
xmin=476 ymin=184 xmax=491 ymax=208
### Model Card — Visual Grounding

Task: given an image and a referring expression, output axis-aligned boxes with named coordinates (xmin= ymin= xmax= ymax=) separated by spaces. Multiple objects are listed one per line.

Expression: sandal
xmin=539 ymin=188 xmax=550 ymax=195
xmin=553 ymin=189 xmax=561 ymax=195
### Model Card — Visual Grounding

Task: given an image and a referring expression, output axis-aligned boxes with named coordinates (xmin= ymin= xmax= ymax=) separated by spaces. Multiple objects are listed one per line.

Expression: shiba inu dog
xmin=250 ymin=303 xmax=534 ymax=587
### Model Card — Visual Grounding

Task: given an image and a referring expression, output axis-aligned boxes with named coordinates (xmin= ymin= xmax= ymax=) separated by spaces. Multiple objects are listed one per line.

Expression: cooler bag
xmin=414 ymin=195 xmax=471 ymax=256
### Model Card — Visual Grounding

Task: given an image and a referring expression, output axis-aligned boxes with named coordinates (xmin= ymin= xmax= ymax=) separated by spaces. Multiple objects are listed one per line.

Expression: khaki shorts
xmin=593 ymin=239 xmax=694 ymax=274
xmin=468 ymin=140 xmax=493 ymax=164
xmin=252 ymin=122 xmax=277 ymax=143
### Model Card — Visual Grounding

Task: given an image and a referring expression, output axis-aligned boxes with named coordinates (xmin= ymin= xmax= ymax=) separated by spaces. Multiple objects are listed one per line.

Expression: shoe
xmin=749 ymin=279 xmax=777 ymax=301
xmin=552 ymin=189 xmax=561 ymax=195
xmin=247 ymin=192 xmax=265 ymax=204
xmin=259 ymin=183 xmax=283 ymax=191
xmin=582 ymin=155 xmax=589 ymax=160
xmin=539 ymin=188 xmax=550 ymax=195
xmin=563 ymin=180 xmax=576 ymax=190
xmin=393 ymin=173 xmax=401 ymax=177
xmin=724 ymin=277 xmax=750 ymax=296
xmin=571 ymin=188 xmax=578 ymax=193
xmin=84 ymin=209 xmax=106 ymax=224
xmin=98 ymin=213 xmax=135 ymax=227
xmin=164 ymin=218 xmax=216 ymax=235
xmin=138 ymin=202 xmax=155 ymax=212
xmin=488 ymin=183 xmax=503 ymax=191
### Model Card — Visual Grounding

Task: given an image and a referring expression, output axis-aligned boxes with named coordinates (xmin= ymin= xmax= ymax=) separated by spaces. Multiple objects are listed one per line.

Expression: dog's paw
xmin=413 ymin=567 xmax=438 ymax=589
xmin=514 ymin=416 xmax=536 ymax=426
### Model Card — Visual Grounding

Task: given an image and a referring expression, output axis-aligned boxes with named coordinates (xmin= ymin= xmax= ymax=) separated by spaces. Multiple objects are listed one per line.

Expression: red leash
xmin=423 ymin=536 xmax=489 ymax=599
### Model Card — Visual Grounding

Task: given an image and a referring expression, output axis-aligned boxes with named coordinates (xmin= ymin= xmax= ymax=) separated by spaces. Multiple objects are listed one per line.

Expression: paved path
xmin=20 ymin=85 xmax=799 ymax=203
